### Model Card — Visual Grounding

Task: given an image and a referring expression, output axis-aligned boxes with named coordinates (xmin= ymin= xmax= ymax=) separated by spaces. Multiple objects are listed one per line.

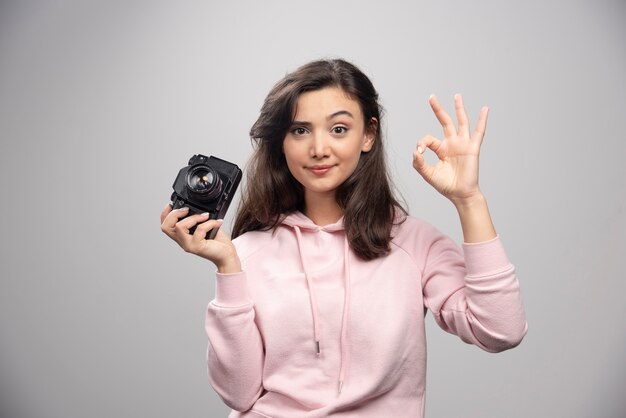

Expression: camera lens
xmin=186 ymin=165 xmax=222 ymax=201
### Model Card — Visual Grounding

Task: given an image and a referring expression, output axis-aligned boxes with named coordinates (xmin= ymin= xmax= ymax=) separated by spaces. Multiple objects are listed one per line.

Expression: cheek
xmin=282 ymin=145 xmax=304 ymax=178
xmin=283 ymin=138 xmax=311 ymax=163
xmin=282 ymin=144 xmax=297 ymax=165
xmin=339 ymin=141 xmax=365 ymax=165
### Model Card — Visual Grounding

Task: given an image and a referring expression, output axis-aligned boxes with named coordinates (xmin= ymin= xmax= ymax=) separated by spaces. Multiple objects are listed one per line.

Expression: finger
xmin=429 ymin=95 xmax=456 ymax=138
xmin=454 ymin=94 xmax=470 ymax=138
xmin=192 ymin=218 xmax=224 ymax=242
xmin=213 ymin=223 xmax=231 ymax=242
xmin=161 ymin=206 xmax=190 ymax=232
xmin=412 ymin=147 xmax=428 ymax=173
xmin=471 ymin=106 xmax=489 ymax=145
xmin=160 ymin=203 xmax=173 ymax=224
xmin=175 ymin=211 xmax=210 ymax=233
xmin=413 ymin=135 xmax=441 ymax=178
xmin=417 ymin=134 xmax=444 ymax=160
xmin=412 ymin=147 xmax=435 ymax=180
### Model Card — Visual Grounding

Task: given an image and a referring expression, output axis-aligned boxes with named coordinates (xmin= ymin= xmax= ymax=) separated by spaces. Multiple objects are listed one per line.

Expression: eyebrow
xmin=292 ymin=110 xmax=355 ymax=126
xmin=327 ymin=110 xmax=354 ymax=120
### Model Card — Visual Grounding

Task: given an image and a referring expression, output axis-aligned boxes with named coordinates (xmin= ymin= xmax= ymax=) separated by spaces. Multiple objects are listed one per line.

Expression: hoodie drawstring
xmin=338 ymin=237 xmax=351 ymax=394
xmin=294 ymin=226 xmax=322 ymax=356
xmin=293 ymin=225 xmax=352 ymax=395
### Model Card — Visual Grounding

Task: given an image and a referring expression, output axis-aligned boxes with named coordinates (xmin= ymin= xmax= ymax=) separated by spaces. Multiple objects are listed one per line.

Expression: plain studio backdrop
xmin=0 ymin=1 xmax=624 ymax=417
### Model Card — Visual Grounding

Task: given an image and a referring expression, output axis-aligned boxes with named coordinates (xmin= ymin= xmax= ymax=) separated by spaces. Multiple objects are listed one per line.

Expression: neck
xmin=303 ymin=191 xmax=343 ymax=226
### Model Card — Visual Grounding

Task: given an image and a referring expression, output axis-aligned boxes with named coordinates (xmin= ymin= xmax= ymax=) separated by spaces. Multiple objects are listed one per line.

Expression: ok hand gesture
xmin=412 ymin=94 xmax=489 ymax=206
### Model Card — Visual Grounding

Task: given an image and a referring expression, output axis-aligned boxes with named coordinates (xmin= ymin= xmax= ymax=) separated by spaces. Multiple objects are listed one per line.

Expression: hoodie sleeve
xmin=205 ymin=271 xmax=265 ymax=411
xmin=421 ymin=232 xmax=528 ymax=352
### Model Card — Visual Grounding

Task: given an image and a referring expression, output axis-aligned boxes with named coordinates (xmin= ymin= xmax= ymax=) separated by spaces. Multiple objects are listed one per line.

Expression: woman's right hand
xmin=160 ymin=204 xmax=242 ymax=273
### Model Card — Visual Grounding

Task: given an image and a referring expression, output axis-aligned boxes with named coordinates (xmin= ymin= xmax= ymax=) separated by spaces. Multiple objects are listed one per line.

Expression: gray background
xmin=1 ymin=0 xmax=624 ymax=417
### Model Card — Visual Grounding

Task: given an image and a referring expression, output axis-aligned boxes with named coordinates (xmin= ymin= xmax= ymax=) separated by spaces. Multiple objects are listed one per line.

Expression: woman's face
xmin=282 ymin=87 xmax=375 ymax=202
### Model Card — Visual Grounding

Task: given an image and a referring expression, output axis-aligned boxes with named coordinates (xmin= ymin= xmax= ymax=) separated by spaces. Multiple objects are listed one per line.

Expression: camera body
xmin=171 ymin=154 xmax=242 ymax=239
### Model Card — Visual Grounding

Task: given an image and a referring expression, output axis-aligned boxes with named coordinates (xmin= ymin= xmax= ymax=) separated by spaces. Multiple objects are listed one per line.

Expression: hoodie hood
xmin=280 ymin=211 xmax=351 ymax=395
xmin=280 ymin=211 xmax=346 ymax=232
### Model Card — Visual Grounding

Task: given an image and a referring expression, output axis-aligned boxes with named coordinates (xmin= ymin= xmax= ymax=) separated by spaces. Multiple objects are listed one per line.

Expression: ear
xmin=361 ymin=117 xmax=378 ymax=153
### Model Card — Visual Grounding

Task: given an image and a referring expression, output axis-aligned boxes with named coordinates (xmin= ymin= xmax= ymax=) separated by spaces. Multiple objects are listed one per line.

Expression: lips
xmin=307 ymin=165 xmax=334 ymax=176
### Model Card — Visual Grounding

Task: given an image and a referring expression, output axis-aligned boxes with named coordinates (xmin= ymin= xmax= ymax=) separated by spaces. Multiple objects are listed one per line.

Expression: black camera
xmin=170 ymin=154 xmax=242 ymax=239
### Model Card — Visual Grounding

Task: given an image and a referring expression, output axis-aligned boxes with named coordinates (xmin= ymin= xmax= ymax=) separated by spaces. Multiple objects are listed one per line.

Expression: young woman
xmin=160 ymin=58 xmax=527 ymax=417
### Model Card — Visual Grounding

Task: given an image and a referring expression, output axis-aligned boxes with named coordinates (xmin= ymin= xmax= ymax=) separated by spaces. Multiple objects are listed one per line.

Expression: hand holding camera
xmin=160 ymin=154 xmax=243 ymax=273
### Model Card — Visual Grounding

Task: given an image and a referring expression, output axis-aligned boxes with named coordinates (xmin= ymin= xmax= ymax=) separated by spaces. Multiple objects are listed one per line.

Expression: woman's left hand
xmin=412 ymin=94 xmax=489 ymax=206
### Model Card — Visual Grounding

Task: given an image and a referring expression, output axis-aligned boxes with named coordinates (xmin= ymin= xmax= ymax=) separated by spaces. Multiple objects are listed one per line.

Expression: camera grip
xmin=171 ymin=196 xmax=220 ymax=240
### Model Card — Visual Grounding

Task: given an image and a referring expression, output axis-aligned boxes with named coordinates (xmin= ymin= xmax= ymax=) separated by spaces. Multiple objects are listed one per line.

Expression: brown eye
xmin=292 ymin=127 xmax=308 ymax=135
xmin=333 ymin=126 xmax=347 ymax=134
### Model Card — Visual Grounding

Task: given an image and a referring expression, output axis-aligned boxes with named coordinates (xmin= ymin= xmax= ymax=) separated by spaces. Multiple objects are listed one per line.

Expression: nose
xmin=311 ymin=132 xmax=329 ymax=159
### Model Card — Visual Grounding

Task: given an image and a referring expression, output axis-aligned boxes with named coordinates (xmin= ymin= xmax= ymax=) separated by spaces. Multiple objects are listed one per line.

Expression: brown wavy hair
xmin=232 ymin=58 xmax=406 ymax=260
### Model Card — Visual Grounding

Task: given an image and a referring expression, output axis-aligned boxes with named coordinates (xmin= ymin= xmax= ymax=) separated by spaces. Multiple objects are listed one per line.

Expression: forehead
xmin=293 ymin=87 xmax=363 ymax=119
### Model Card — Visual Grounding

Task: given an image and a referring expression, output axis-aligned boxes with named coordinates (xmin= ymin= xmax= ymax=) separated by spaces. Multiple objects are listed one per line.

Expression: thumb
xmin=412 ymin=145 xmax=430 ymax=177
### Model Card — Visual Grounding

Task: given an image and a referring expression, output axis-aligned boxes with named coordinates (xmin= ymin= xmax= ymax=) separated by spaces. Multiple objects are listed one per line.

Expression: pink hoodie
xmin=205 ymin=212 xmax=527 ymax=418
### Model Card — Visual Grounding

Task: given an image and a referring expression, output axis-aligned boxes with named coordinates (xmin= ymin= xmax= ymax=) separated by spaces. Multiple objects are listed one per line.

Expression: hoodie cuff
xmin=213 ymin=271 xmax=253 ymax=307
xmin=462 ymin=235 xmax=512 ymax=277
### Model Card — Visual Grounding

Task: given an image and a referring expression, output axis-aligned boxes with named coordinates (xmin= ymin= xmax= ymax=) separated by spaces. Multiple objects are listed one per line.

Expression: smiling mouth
xmin=307 ymin=165 xmax=334 ymax=176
